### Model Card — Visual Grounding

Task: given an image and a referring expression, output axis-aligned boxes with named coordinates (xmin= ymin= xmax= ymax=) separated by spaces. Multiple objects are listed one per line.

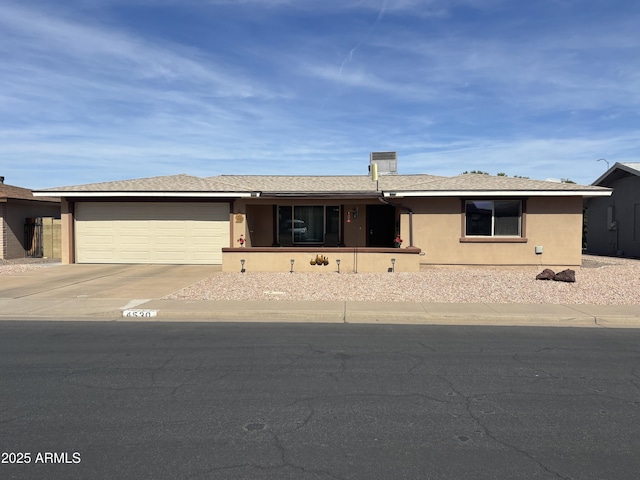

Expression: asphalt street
xmin=1 ymin=321 xmax=639 ymax=480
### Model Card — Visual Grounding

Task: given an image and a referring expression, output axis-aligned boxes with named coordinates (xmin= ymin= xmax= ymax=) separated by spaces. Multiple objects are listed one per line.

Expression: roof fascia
xmin=32 ymin=191 xmax=258 ymax=198
xmin=259 ymin=192 xmax=380 ymax=198
xmin=384 ymin=190 xmax=612 ymax=198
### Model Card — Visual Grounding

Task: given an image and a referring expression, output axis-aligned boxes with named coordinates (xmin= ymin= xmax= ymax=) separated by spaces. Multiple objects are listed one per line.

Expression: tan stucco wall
xmin=400 ymin=196 xmax=583 ymax=268
xmin=223 ymin=249 xmax=420 ymax=273
xmin=343 ymin=203 xmax=367 ymax=247
xmin=246 ymin=204 xmax=273 ymax=247
xmin=60 ymin=195 xmax=584 ymax=268
xmin=61 ymin=199 xmax=74 ymax=264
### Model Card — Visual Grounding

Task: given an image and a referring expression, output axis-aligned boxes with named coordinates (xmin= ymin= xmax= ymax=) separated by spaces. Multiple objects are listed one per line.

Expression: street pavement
xmin=2 ymin=321 xmax=640 ymax=480
xmin=0 ymin=264 xmax=638 ymax=327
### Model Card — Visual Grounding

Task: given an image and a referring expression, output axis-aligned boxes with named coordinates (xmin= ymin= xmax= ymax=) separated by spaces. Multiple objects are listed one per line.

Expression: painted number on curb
xmin=123 ymin=309 xmax=158 ymax=318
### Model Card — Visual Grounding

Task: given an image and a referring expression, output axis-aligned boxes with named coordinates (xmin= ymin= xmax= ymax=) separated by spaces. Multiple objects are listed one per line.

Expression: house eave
xmin=384 ymin=190 xmax=613 ymax=198
xmin=32 ymin=191 xmax=258 ymax=198
xmin=259 ymin=192 xmax=380 ymax=199
xmin=592 ymin=162 xmax=640 ymax=186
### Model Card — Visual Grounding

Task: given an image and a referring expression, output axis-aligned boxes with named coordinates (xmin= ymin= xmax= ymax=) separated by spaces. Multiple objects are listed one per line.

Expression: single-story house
xmin=1 ymin=177 xmax=61 ymax=259
xmin=586 ymin=162 xmax=640 ymax=258
xmin=34 ymin=158 xmax=611 ymax=272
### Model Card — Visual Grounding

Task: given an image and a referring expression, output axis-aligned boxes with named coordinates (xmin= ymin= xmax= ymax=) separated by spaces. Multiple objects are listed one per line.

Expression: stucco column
xmin=61 ymin=199 xmax=74 ymax=264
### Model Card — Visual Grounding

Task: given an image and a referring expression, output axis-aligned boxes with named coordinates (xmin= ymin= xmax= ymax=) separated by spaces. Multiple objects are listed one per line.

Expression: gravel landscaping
xmin=164 ymin=254 xmax=640 ymax=305
xmin=0 ymin=258 xmax=61 ymax=274
xmin=2 ymin=255 xmax=638 ymax=305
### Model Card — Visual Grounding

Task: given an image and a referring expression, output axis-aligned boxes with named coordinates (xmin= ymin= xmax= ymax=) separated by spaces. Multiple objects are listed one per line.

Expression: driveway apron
xmin=0 ymin=264 xmax=217 ymax=300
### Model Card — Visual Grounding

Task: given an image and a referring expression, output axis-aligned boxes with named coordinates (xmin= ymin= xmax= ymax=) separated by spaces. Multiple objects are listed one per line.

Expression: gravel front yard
xmin=164 ymin=255 xmax=639 ymax=305
xmin=0 ymin=258 xmax=61 ymax=274
xmin=2 ymin=255 xmax=638 ymax=305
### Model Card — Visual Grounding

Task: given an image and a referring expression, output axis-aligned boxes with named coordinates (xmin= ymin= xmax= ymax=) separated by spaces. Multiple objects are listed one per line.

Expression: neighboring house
xmin=586 ymin=162 xmax=640 ymax=258
xmin=0 ymin=177 xmax=61 ymax=259
xmin=34 ymin=159 xmax=611 ymax=272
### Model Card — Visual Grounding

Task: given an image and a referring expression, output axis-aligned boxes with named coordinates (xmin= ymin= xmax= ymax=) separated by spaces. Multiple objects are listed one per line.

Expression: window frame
xmin=277 ymin=204 xmax=342 ymax=245
xmin=460 ymin=198 xmax=527 ymax=243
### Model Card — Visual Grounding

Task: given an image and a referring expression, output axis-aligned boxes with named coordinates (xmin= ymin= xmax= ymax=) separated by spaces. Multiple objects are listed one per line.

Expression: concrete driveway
xmin=0 ymin=264 xmax=218 ymax=300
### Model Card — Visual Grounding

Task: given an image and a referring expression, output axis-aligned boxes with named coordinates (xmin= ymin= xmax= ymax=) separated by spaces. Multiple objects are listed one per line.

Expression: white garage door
xmin=75 ymin=202 xmax=229 ymax=264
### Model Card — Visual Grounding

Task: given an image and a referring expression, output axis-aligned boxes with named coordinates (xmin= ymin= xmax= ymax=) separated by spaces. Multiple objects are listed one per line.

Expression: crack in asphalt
xmin=438 ymin=374 xmax=573 ymax=480
xmin=415 ymin=340 xmax=436 ymax=353
xmin=270 ymin=429 xmax=347 ymax=480
xmin=150 ymin=356 xmax=175 ymax=386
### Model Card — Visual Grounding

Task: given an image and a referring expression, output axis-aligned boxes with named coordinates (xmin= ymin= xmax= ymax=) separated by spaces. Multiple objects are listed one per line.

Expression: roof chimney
xmin=369 ymin=152 xmax=398 ymax=175
xmin=0 ymin=176 xmax=4 ymax=184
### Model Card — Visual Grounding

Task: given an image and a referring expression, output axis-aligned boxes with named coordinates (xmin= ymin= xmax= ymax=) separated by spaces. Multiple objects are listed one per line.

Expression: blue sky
xmin=1 ymin=0 xmax=638 ymax=188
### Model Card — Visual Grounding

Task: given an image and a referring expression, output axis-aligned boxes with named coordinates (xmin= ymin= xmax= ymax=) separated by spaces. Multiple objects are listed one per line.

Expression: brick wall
xmin=4 ymin=200 xmax=60 ymax=259
xmin=0 ymin=203 xmax=6 ymax=259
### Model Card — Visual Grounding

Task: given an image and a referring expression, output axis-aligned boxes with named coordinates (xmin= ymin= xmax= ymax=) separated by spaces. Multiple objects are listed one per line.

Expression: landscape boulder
xmin=554 ymin=269 xmax=576 ymax=283
xmin=535 ymin=269 xmax=556 ymax=280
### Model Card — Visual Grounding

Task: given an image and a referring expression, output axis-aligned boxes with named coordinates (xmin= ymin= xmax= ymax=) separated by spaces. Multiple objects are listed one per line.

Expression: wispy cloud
xmin=0 ymin=2 xmax=274 ymax=99
xmin=0 ymin=0 xmax=638 ymax=188
xmin=402 ymin=133 xmax=640 ymax=183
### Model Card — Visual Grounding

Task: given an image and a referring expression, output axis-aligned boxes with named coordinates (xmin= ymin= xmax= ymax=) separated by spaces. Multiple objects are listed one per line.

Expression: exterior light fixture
xmin=336 ymin=259 xmax=341 ymax=273
xmin=391 ymin=258 xmax=396 ymax=273
xmin=240 ymin=259 xmax=246 ymax=273
xmin=290 ymin=259 xmax=295 ymax=273
xmin=347 ymin=207 xmax=359 ymax=223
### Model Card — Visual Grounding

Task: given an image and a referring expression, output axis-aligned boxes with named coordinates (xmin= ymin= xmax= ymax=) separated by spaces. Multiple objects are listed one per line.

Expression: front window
xmin=278 ymin=205 xmax=340 ymax=244
xmin=465 ymin=200 xmax=522 ymax=237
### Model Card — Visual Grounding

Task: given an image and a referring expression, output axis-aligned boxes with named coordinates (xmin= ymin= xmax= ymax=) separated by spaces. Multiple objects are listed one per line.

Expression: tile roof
xmin=0 ymin=182 xmax=59 ymax=202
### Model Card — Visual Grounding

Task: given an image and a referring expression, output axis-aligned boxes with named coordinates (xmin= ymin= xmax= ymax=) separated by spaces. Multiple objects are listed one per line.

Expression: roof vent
xmin=0 ymin=176 xmax=4 ymax=184
xmin=369 ymin=152 xmax=398 ymax=175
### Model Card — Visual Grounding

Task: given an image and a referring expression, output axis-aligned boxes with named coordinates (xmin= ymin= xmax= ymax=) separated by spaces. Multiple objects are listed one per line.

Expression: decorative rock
xmin=554 ymin=269 xmax=576 ymax=283
xmin=536 ymin=269 xmax=556 ymax=280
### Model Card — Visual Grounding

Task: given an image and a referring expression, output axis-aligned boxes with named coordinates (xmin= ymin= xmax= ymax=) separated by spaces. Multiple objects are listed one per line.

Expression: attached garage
xmin=75 ymin=202 xmax=230 ymax=264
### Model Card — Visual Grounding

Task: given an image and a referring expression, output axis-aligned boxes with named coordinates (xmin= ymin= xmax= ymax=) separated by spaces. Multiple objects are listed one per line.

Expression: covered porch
xmin=227 ymin=197 xmax=419 ymax=272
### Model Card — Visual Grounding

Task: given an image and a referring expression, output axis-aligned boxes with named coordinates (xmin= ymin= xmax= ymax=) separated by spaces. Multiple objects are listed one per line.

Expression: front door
xmin=366 ymin=204 xmax=396 ymax=247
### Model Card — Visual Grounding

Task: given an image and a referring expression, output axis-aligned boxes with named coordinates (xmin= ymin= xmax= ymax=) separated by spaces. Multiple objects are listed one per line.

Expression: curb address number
xmin=123 ymin=309 xmax=158 ymax=318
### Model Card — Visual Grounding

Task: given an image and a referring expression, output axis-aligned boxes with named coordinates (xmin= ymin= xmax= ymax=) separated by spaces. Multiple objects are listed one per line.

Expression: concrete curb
xmin=1 ymin=298 xmax=639 ymax=328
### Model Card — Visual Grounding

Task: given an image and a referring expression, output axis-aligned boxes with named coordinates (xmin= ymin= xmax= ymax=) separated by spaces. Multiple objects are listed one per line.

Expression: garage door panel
xmin=120 ymin=250 xmax=152 ymax=262
xmin=82 ymin=234 xmax=114 ymax=246
xmin=156 ymin=228 xmax=187 ymax=238
xmin=82 ymin=251 xmax=115 ymax=262
xmin=156 ymin=252 xmax=187 ymax=262
xmin=76 ymin=202 xmax=229 ymax=264
xmin=120 ymin=235 xmax=150 ymax=245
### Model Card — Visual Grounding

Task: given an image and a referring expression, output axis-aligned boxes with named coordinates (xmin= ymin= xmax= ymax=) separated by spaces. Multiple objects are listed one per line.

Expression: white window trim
xmin=464 ymin=199 xmax=523 ymax=238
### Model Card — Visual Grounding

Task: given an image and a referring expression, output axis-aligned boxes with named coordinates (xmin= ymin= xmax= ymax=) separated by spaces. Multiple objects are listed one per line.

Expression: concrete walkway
xmin=0 ymin=264 xmax=639 ymax=327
